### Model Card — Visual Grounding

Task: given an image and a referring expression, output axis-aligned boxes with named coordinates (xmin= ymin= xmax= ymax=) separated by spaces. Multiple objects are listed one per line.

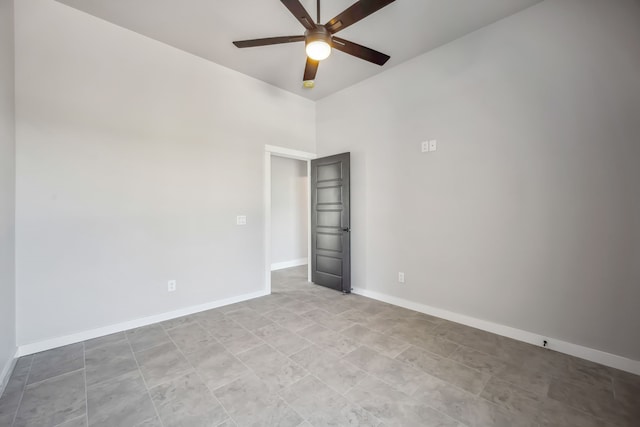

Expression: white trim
xmin=16 ymin=290 xmax=268 ymax=357
xmin=264 ymin=145 xmax=316 ymax=294
xmin=265 ymin=144 xmax=317 ymax=161
xmin=352 ymin=287 xmax=640 ymax=375
xmin=271 ymin=258 xmax=309 ymax=271
xmin=264 ymin=150 xmax=272 ymax=294
xmin=0 ymin=348 xmax=19 ymax=396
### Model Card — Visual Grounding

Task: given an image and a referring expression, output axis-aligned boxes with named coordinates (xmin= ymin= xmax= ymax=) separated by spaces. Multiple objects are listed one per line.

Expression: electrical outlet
xmin=398 ymin=272 xmax=405 ymax=283
xmin=429 ymin=140 xmax=437 ymax=152
xmin=236 ymin=215 xmax=247 ymax=225
xmin=421 ymin=141 xmax=429 ymax=152
xmin=168 ymin=280 xmax=176 ymax=292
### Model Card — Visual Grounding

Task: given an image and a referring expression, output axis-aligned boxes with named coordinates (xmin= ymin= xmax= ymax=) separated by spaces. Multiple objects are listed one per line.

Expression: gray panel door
xmin=311 ymin=152 xmax=350 ymax=293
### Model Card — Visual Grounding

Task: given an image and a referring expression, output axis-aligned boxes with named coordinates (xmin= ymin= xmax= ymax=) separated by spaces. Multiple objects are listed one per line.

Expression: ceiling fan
xmin=233 ymin=0 xmax=396 ymax=88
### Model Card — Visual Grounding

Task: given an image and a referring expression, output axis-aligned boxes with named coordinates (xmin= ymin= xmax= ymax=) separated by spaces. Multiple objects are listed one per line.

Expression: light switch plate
xmin=236 ymin=215 xmax=247 ymax=225
xmin=429 ymin=140 xmax=437 ymax=152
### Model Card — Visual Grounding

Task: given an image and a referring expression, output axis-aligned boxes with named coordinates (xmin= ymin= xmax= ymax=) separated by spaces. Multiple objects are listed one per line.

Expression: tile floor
xmin=1 ymin=265 xmax=639 ymax=426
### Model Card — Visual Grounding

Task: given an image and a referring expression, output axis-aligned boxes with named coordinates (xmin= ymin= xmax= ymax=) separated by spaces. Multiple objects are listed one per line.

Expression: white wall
xmin=0 ymin=0 xmax=16 ymax=387
xmin=14 ymin=0 xmax=315 ymax=346
xmin=271 ymin=156 xmax=308 ymax=268
xmin=316 ymin=0 xmax=640 ymax=360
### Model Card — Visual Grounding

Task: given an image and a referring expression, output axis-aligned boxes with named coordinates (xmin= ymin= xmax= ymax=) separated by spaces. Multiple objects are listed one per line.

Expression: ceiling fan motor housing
xmin=305 ymin=26 xmax=332 ymax=44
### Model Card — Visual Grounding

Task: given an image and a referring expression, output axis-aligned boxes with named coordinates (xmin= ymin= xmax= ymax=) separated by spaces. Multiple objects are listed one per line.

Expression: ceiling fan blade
xmin=233 ymin=35 xmax=305 ymax=48
xmin=303 ymin=57 xmax=320 ymax=81
xmin=325 ymin=0 xmax=396 ymax=34
xmin=281 ymin=0 xmax=317 ymax=30
xmin=332 ymin=37 xmax=390 ymax=65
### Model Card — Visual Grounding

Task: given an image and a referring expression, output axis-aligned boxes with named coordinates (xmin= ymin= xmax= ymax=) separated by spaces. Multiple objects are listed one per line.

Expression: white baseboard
xmin=16 ymin=289 xmax=269 ymax=357
xmin=352 ymin=287 xmax=640 ymax=376
xmin=271 ymin=258 xmax=308 ymax=271
xmin=0 ymin=348 xmax=18 ymax=397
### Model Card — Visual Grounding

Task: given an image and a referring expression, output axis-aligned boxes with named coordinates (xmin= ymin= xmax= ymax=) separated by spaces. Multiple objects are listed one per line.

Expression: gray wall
xmin=14 ymin=0 xmax=315 ymax=346
xmin=0 ymin=0 xmax=16 ymax=384
xmin=316 ymin=0 xmax=640 ymax=360
xmin=271 ymin=156 xmax=308 ymax=267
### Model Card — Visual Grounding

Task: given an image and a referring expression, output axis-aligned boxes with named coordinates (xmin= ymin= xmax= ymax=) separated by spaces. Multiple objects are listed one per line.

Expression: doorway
xmin=264 ymin=145 xmax=316 ymax=293
xmin=264 ymin=145 xmax=351 ymax=294
xmin=271 ymin=156 xmax=308 ymax=271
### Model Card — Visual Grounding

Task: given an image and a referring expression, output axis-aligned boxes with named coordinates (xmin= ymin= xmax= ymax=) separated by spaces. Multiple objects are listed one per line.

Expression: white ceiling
xmin=56 ymin=0 xmax=542 ymax=100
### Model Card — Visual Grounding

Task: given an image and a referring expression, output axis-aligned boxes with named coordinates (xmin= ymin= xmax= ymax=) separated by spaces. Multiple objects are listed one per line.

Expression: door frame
xmin=264 ymin=144 xmax=317 ymax=294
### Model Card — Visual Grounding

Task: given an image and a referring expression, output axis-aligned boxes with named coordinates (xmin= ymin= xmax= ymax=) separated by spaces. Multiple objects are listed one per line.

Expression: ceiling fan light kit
xmin=305 ymin=27 xmax=332 ymax=61
xmin=232 ymin=0 xmax=395 ymax=88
